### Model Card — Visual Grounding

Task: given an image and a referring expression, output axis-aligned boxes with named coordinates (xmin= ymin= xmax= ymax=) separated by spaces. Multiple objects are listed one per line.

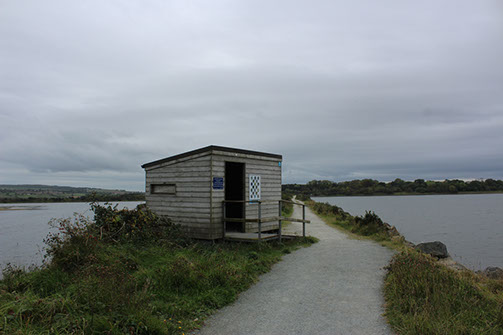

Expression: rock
xmin=391 ymin=235 xmax=404 ymax=243
xmin=387 ymin=226 xmax=400 ymax=237
xmin=383 ymin=222 xmax=401 ymax=238
xmin=483 ymin=267 xmax=503 ymax=280
xmin=414 ymin=241 xmax=449 ymax=259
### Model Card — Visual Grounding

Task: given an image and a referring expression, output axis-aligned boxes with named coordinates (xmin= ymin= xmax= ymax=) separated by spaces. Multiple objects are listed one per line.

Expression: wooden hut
xmin=141 ymin=145 xmax=283 ymax=240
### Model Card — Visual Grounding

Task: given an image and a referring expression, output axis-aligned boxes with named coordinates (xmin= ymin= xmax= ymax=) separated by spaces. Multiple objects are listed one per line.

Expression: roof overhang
xmin=141 ymin=145 xmax=282 ymax=169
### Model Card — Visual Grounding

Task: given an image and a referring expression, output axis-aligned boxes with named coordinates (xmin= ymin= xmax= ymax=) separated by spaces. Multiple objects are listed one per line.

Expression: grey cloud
xmin=1 ymin=0 xmax=502 ymax=190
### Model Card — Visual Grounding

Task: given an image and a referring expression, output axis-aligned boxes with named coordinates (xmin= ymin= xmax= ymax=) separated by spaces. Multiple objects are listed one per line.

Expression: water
xmin=2 ymin=196 xmax=502 ymax=272
xmin=313 ymin=194 xmax=503 ymax=270
xmin=0 ymin=202 xmax=143 ymax=272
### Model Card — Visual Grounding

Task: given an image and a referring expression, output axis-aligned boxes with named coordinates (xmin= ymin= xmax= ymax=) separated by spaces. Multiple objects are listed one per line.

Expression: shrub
xmin=310 ymin=202 xmax=349 ymax=219
xmin=296 ymin=194 xmax=312 ymax=201
xmin=44 ymin=203 xmax=188 ymax=272
xmin=44 ymin=213 xmax=99 ymax=272
xmin=354 ymin=211 xmax=386 ymax=236
xmin=308 ymin=202 xmax=392 ymax=241
xmin=90 ymin=202 xmax=187 ymax=244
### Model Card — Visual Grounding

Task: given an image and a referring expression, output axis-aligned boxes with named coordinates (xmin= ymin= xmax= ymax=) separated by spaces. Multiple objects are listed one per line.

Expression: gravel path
xmin=192 ymin=203 xmax=394 ymax=335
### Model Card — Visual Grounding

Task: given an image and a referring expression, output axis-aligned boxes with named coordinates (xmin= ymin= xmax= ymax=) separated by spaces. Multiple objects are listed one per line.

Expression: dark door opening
xmin=225 ymin=162 xmax=245 ymax=232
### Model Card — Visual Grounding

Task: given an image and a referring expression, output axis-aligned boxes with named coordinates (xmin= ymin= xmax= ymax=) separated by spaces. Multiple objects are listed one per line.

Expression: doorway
xmin=225 ymin=162 xmax=245 ymax=232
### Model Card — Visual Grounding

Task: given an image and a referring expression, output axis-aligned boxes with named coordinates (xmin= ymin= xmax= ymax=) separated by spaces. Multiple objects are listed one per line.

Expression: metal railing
xmin=222 ymin=200 xmax=310 ymax=242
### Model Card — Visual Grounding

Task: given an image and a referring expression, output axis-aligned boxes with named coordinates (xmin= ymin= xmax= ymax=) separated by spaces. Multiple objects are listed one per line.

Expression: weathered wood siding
xmin=144 ymin=153 xmax=212 ymax=239
xmin=211 ymin=150 xmax=282 ymax=236
xmin=144 ymin=148 xmax=282 ymax=240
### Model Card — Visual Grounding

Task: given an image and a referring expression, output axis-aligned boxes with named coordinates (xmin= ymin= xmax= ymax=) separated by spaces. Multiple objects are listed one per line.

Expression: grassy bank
xmin=281 ymin=192 xmax=294 ymax=218
xmin=0 ymin=203 xmax=316 ymax=334
xmin=385 ymin=250 xmax=503 ymax=334
xmin=305 ymin=200 xmax=405 ymax=250
xmin=305 ymin=198 xmax=503 ymax=335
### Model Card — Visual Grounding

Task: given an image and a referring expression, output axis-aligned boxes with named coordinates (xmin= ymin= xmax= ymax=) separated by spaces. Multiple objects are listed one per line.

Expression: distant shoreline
xmin=2 ymin=191 xmax=502 ymax=204
xmin=0 ymin=197 xmax=145 ymax=204
xmin=283 ymin=178 xmax=503 ymax=198
xmin=0 ymin=184 xmax=145 ymax=204
xmin=311 ymin=191 xmax=503 ymax=197
xmin=0 ymin=205 xmax=45 ymax=211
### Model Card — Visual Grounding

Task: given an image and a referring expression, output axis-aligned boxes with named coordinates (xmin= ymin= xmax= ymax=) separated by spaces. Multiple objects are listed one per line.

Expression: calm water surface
xmin=2 ymin=197 xmax=501 ymax=272
xmin=0 ymin=202 xmax=143 ymax=272
xmin=313 ymin=194 xmax=503 ymax=270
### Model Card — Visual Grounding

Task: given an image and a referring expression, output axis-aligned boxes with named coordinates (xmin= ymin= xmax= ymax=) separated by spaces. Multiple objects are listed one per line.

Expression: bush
xmin=44 ymin=213 xmax=99 ymax=271
xmin=90 ymin=202 xmax=186 ymax=244
xmin=308 ymin=202 xmax=392 ymax=241
xmin=296 ymin=194 xmax=312 ymax=201
xmin=354 ymin=211 xmax=386 ymax=236
xmin=43 ymin=203 xmax=188 ymax=273
xmin=311 ymin=202 xmax=349 ymax=219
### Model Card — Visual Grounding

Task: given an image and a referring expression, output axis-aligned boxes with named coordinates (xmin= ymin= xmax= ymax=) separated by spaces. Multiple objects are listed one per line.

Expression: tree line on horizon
xmin=282 ymin=178 xmax=503 ymax=197
xmin=0 ymin=184 xmax=146 ymax=204
xmin=0 ymin=192 xmax=145 ymax=204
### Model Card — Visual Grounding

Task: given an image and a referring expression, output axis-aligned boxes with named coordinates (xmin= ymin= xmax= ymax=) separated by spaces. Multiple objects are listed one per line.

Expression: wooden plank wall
xmin=211 ymin=151 xmax=282 ymax=236
xmin=144 ymin=153 xmax=212 ymax=239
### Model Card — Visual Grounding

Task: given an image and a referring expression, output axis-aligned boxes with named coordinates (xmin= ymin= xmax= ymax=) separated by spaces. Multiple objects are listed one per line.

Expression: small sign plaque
xmin=213 ymin=177 xmax=224 ymax=190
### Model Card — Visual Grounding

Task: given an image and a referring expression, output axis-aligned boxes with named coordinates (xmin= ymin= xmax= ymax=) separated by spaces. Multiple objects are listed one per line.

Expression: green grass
xmin=304 ymin=198 xmax=503 ymax=334
xmin=281 ymin=202 xmax=293 ymax=218
xmin=0 ymin=204 xmax=316 ymax=334
xmin=280 ymin=193 xmax=294 ymax=228
xmin=315 ymin=211 xmax=405 ymax=250
xmin=384 ymin=250 xmax=503 ymax=334
xmin=305 ymin=200 xmax=405 ymax=250
xmin=281 ymin=192 xmax=294 ymax=217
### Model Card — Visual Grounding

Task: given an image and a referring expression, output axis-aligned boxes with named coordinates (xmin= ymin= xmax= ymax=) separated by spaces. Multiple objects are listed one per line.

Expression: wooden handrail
xmin=222 ymin=199 xmax=309 ymax=240
xmin=222 ymin=199 xmax=304 ymax=205
xmin=223 ymin=216 xmax=310 ymax=224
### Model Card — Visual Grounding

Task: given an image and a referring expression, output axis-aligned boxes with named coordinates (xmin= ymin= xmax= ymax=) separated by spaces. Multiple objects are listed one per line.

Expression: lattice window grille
xmin=249 ymin=175 xmax=261 ymax=201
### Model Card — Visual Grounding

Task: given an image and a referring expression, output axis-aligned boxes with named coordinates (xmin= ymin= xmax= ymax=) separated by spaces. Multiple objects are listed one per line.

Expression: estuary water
xmin=1 ymin=196 xmax=501 ymax=273
xmin=0 ymin=201 xmax=143 ymax=273
xmin=313 ymin=194 xmax=503 ymax=270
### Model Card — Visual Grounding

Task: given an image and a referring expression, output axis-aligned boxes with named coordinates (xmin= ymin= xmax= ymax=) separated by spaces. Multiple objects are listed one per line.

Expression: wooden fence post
xmin=258 ymin=201 xmax=262 ymax=242
xmin=222 ymin=201 xmax=227 ymax=241
xmin=302 ymin=204 xmax=306 ymax=238
xmin=278 ymin=200 xmax=282 ymax=243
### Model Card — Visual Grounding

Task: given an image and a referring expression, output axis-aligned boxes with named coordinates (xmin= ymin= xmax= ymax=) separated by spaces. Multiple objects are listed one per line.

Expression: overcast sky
xmin=1 ymin=0 xmax=502 ymax=191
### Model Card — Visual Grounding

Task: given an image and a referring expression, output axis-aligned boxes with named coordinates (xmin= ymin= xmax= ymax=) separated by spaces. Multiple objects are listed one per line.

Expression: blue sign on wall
xmin=213 ymin=177 xmax=224 ymax=190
